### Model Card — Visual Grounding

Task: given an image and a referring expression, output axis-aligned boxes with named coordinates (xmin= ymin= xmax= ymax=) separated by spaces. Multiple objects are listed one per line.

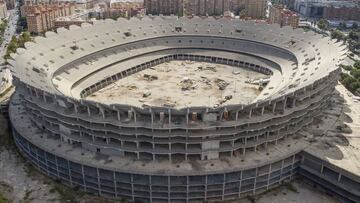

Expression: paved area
xmin=88 ymin=60 xmax=266 ymax=108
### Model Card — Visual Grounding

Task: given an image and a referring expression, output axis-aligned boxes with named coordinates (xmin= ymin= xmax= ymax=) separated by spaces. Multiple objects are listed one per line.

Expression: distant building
xmin=0 ymin=0 xmax=7 ymax=19
xmin=109 ymin=0 xmax=144 ymax=17
xmin=269 ymin=4 xmax=299 ymax=28
xmin=184 ymin=0 xmax=231 ymax=16
xmin=293 ymin=0 xmax=360 ymax=21
xmin=144 ymin=0 xmax=266 ymax=19
xmin=323 ymin=5 xmax=360 ymax=21
xmin=54 ymin=15 xmax=92 ymax=29
xmin=144 ymin=0 xmax=183 ymax=15
xmin=22 ymin=2 xmax=76 ymax=34
xmin=5 ymin=0 xmax=15 ymax=10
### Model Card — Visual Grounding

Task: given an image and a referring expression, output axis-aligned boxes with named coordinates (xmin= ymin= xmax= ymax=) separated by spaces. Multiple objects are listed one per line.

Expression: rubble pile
xmin=197 ymin=66 xmax=217 ymax=72
xmin=180 ymin=77 xmax=198 ymax=91
xmin=215 ymin=78 xmax=230 ymax=90
xmin=143 ymin=74 xmax=158 ymax=81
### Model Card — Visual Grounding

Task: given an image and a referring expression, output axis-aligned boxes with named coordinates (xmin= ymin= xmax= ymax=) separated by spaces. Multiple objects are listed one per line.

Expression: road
xmin=0 ymin=2 xmax=19 ymax=65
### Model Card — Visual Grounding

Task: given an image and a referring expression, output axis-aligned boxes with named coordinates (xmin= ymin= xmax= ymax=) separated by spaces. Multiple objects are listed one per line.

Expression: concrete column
xmin=186 ymin=108 xmax=189 ymax=125
xmin=99 ymin=107 xmax=105 ymax=119
xmin=235 ymin=111 xmax=239 ymax=121
xmin=320 ymin=164 xmax=324 ymax=174
xmin=113 ymin=171 xmax=117 ymax=198
xmin=168 ymin=109 xmax=171 ymax=132
xmin=68 ymin=160 xmax=73 ymax=186
xmin=117 ymin=110 xmax=121 ymax=121
xmin=82 ymin=165 xmax=86 ymax=192
xmin=55 ymin=155 xmax=60 ymax=178
xmin=74 ymin=103 xmax=78 ymax=113
xmin=149 ymin=176 xmax=153 ymax=202
xmin=130 ymin=174 xmax=134 ymax=201
xmin=222 ymin=174 xmax=226 ymax=200
xmin=205 ymin=175 xmax=208 ymax=201
xmin=272 ymin=103 xmax=276 ymax=113
xmin=87 ymin=106 xmax=91 ymax=116
xmin=283 ymin=98 xmax=287 ymax=112
xmin=253 ymin=168 xmax=258 ymax=194
xmin=248 ymin=108 xmax=252 ymax=118
xmin=261 ymin=106 xmax=265 ymax=116
xmin=149 ymin=110 xmax=154 ymax=124
xmin=238 ymin=170 xmax=243 ymax=197
xmin=42 ymin=93 xmax=47 ymax=103
xmin=337 ymin=173 xmax=342 ymax=182
xmin=167 ymin=176 xmax=171 ymax=203
xmin=292 ymin=97 xmax=296 ymax=107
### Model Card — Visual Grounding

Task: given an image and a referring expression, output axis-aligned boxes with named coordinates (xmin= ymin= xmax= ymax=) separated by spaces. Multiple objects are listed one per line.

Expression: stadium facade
xmin=8 ymin=16 xmax=360 ymax=202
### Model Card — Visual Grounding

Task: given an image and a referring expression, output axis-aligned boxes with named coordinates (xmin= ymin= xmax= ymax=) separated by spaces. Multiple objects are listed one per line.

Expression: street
xmin=0 ymin=1 xmax=19 ymax=65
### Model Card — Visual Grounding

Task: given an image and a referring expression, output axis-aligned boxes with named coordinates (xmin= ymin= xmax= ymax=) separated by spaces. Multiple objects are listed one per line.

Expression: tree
xmin=331 ymin=29 xmax=346 ymax=41
xmin=339 ymin=64 xmax=353 ymax=71
xmin=339 ymin=21 xmax=347 ymax=30
xmin=348 ymin=31 xmax=360 ymax=41
xmin=350 ymin=68 xmax=360 ymax=78
xmin=4 ymin=32 xmax=32 ymax=60
xmin=317 ymin=19 xmax=329 ymax=30
xmin=354 ymin=61 xmax=360 ymax=69
xmin=239 ymin=9 xmax=247 ymax=19
xmin=352 ymin=22 xmax=359 ymax=30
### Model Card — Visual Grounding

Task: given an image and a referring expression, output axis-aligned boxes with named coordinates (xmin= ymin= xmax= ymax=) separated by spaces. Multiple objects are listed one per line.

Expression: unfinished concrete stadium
xmin=7 ymin=16 xmax=360 ymax=202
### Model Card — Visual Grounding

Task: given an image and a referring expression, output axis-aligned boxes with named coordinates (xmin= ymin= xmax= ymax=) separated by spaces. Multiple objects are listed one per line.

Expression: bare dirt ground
xmin=88 ymin=60 xmax=266 ymax=108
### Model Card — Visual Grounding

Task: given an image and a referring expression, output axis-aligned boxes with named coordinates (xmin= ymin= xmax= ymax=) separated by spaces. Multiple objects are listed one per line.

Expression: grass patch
xmin=50 ymin=183 xmax=83 ymax=202
xmin=0 ymin=192 xmax=8 ymax=203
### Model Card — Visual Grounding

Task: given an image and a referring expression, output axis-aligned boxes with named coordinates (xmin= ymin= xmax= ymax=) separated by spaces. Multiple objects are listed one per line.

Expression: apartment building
xmin=0 ymin=0 xmax=7 ymax=19
xmin=22 ymin=2 xmax=76 ymax=34
xmin=269 ymin=4 xmax=299 ymax=28
xmin=144 ymin=0 xmax=183 ymax=15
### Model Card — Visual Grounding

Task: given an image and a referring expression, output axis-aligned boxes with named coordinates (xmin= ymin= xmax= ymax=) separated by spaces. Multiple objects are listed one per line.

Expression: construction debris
xmin=180 ymin=77 xmax=198 ymax=91
xmin=199 ymin=76 xmax=212 ymax=86
xmin=143 ymin=91 xmax=151 ymax=98
xmin=214 ymin=78 xmax=229 ymax=90
xmin=197 ymin=66 xmax=217 ymax=72
xmin=143 ymin=74 xmax=158 ymax=81
xmin=217 ymin=95 xmax=233 ymax=106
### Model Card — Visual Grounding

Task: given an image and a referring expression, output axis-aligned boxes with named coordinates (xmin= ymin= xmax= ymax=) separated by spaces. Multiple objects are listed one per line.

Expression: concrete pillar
xmin=261 ymin=106 xmax=265 ymax=116
xmin=150 ymin=111 xmax=154 ymax=126
xmin=320 ymin=165 xmax=324 ymax=174
xmin=113 ymin=171 xmax=117 ymax=198
xmin=235 ymin=111 xmax=239 ymax=121
xmin=253 ymin=168 xmax=258 ymax=194
xmin=159 ymin=112 xmax=165 ymax=123
xmin=117 ymin=110 xmax=121 ymax=121
xmin=205 ymin=175 xmax=208 ymax=201
xmin=186 ymin=108 xmax=189 ymax=125
xmin=337 ymin=173 xmax=341 ymax=182
xmin=87 ymin=106 xmax=91 ymax=116
xmin=248 ymin=108 xmax=252 ymax=118
xmin=74 ymin=103 xmax=78 ymax=113
xmin=168 ymin=109 xmax=171 ymax=127
xmin=222 ymin=174 xmax=226 ymax=200
xmin=272 ymin=103 xmax=276 ymax=113
xmin=292 ymin=97 xmax=296 ymax=107
xmin=130 ymin=174 xmax=135 ymax=201
xmin=267 ymin=164 xmax=272 ymax=190
xmin=67 ymin=160 xmax=73 ymax=186
xmin=100 ymin=107 xmax=105 ymax=118
xmin=42 ymin=93 xmax=47 ymax=103
xmin=238 ymin=170 xmax=243 ymax=197
xmin=82 ymin=165 xmax=86 ymax=192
